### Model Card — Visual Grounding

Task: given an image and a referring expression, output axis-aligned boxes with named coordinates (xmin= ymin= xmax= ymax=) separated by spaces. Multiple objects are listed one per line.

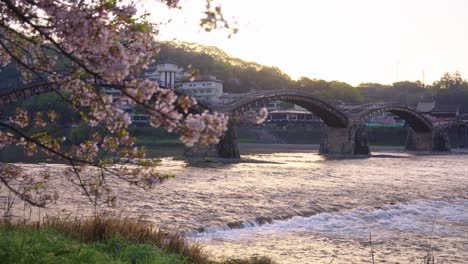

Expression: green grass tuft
xmin=0 ymin=216 xmax=276 ymax=264
xmin=0 ymin=227 xmax=189 ymax=264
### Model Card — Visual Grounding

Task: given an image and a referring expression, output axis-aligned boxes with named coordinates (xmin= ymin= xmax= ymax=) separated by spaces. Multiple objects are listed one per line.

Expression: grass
xmin=0 ymin=229 xmax=188 ymax=264
xmin=0 ymin=215 xmax=276 ymax=264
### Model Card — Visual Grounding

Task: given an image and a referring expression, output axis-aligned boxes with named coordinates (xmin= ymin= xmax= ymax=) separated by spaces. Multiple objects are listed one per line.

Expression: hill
xmin=157 ymin=41 xmax=364 ymax=103
xmin=157 ymin=41 xmax=293 ymax=94
xmin=5 ymin=41 xmax=468 ymax=107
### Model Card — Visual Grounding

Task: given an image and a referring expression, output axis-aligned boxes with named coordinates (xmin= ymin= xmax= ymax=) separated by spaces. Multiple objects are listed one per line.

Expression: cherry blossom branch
xmin=0 ymin=170 xmax=45 ymax=207
xmin=1 ymin=0 xmax=102 ymax=79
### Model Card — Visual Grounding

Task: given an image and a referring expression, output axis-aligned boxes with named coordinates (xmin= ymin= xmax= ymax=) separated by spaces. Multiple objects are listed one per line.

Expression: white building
xmin=178 ymin=75 xmax=224 ymax=102
xmin=103 ymin=62 xmax=226 ymax=126
xmin=144 ymin=61 xmax=189 ymax=88
xmin=144 ymin=62 xmax=224 ymax=103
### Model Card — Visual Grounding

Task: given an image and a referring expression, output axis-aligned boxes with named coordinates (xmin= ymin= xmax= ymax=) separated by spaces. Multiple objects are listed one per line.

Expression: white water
xmin=193 ymin=199 xmax=468 ymax=241
xmin=191 ymin=198 xmax=468 ymax=263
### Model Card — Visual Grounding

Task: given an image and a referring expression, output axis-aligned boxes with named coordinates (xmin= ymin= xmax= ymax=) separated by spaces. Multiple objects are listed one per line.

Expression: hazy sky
xmin=147 ymin=0 xmax=468 ymax=86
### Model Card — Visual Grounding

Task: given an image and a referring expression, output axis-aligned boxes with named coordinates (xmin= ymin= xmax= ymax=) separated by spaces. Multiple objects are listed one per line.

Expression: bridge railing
xmin=0 ymin=77 xmax=49 ymax=95
xmin=219 ymin=89 xmax=339 ymax=106
xmin=0 ymin=75 xmax=221 ymax=112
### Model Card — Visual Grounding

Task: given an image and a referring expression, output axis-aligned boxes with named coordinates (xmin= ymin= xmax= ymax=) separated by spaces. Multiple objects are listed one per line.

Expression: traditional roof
xmin=431 ymin=104 xmax=459 ymax=116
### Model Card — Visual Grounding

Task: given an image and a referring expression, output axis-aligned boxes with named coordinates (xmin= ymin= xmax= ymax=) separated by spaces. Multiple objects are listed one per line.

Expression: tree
xmin=431 ymin=72 xmax=468 ymax=111
xmin=294 ymin=77 xmax=363 ymax=103
xmin=357 ymin=82 xmax=429 ymax=106
xmin=328 ymin=81 xmax=364 ymax=104
xmin=432 ymin=71 xmax=468 ymax=91
xmin=391 ymin=81 xmax=428 ymax=106
xmin=0 ymin=0 xmax=234 ymax=207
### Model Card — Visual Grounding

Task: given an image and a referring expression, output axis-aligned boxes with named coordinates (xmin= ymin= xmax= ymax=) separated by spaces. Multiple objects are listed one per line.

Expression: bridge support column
xmin=216 ymin=121 xmax=240 ymax=158
xmin=433 ymin=129 xmax=451 ymax=151
xmin=319 ymin=123 xmax=369 ymax=156
xmin=183 ymin=120 xmax=240 ymax=159
xmin=405 ymin=128 xmax=450 ymax=152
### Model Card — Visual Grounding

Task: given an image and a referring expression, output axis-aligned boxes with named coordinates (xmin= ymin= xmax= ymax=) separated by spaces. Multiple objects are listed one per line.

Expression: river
xmin=3 ymin=147 xmax=468 ymax=263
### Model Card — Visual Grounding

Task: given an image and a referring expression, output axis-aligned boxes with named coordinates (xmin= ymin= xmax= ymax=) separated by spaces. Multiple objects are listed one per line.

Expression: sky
xmin=144 ymin=0 xmax=468 ymax=86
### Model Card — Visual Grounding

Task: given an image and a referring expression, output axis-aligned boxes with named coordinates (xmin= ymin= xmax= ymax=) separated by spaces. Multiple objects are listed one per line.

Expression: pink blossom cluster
xmin=0 ymin=131 xmax=15 ymax=149
xmin=73 ymin=141 xmax=99 ymax=162
xmin=0 ymin=163 xmax=58 ymax=207
xmin=179 ymin=111 xmax=229 ymax=146
xmin=34 ymin=112 xmax=47 ymax=128
xmin=10 ymin=108 xmax=29 ymax=128
xmin=148 ymin=89 xmax=182 ymax=131
xmin=33 ymin=0 xmax=156 ymax=83
xmin=0 ymin=48 xmax=10 ymax=66
xmin=125 ymin=80 xmax=159 ymax=103
xmin=256 ymin=107 xmax=269 ymax=124
xmin=236 ymin=107 xmax=269 ymax=125
xmin=0 ymin=0 xmax=230 ymax=207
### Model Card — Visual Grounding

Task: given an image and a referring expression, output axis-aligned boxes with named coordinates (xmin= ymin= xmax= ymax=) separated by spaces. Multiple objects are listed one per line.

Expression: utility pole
xmin=422 ymin=70 xmax=425 ymax=88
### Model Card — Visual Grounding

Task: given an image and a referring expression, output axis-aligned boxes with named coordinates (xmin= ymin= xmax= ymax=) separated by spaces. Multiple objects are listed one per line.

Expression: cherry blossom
xmin=0 ymin=0 xmax=233 ymax=207
xmin=0 ymin=48 xmax=10 ymax=66
xmin=10 ymin=108 xmax=29 ymax=128
xmin=237 ymin=107 xmax=269 ymax=125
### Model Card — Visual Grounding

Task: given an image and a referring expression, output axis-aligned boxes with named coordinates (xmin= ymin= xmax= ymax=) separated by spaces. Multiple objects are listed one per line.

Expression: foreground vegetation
xmin=0 ymin=216 xmax=275 ymax=264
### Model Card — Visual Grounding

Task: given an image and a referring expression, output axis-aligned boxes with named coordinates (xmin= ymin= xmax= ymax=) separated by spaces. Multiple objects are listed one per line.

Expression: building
xmin=144 ymin=61 xmax=188 ymax=88
xmin=103 ymin=62 xmax=225 ymax=126
xmin=144 ymin=62 xmax=224 ymax=103
xmin=416 ymin=101 xmax=460 ymax=121
xmin=265 ymin=109 xmax=321 ymax=128
xmin=177 ymin=75 xmax=224 ymax=102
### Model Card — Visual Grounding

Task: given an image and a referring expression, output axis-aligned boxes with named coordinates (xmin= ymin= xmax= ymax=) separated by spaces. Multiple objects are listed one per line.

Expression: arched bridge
xmin=207 ymin=95 xmax=457 ymax=158
xmin=344 ymin=103 xmax=433 ymax=132
xmin=216 ymin=89 xmax=348 ymax=128
xmin=0 ymin=78 xmax=55 ymax=106
xmin=0 ymin=77 xmax=217 ymax=111
xmin=1 ymin=79 xmax=463 ymax=158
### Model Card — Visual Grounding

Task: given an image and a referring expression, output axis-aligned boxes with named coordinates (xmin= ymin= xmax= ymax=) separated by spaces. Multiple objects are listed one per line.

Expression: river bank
xmin=0 ymin=216 xmax=274 ymax=264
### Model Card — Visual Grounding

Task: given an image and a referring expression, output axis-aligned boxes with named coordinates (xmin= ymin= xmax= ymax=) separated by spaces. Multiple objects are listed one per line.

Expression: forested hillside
xmin=157 ymin=41 xmax=293 ymax=94
xmin=157 ymin=41 xmax=365 ymax=103
xmin=2 ymin=41 xmax=468 ymax=108
xmin=157 ymin=42 xmax=468 ymax=109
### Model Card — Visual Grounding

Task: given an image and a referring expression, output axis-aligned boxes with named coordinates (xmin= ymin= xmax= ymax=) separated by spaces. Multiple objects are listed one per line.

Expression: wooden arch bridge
xmin=0 ymin=80 xmax=465 ymax=158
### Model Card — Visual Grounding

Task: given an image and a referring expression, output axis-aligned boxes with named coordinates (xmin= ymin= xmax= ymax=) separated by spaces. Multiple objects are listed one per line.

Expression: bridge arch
xmin=222 ymin=89 xmax=349 ymax=128
xmin=345 ymin=103 xmax=450 ymax=152
xmin=353 ymin=104 xmax=433 ymax=133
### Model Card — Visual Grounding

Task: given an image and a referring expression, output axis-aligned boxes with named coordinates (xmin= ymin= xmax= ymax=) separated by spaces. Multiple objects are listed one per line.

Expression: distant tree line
xmin=2 ymin=41 xmax=468 ymax=111
xmin=157 ymin=42 xmax=468 ymax=110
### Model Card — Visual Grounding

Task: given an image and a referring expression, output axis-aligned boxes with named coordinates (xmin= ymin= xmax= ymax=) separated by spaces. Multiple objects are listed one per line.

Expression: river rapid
xmin=3 ymin=149 xmax=468 ymax=263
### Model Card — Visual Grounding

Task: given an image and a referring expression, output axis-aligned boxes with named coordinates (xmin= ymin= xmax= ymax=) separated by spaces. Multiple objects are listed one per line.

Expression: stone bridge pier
xmin=319 ymin=122 xmax=370 ymax=156
xmin=186 ymin=121 xmax=372 ymax=159
xmin=184 ymin=120 xmax=241 ymax=159
xmin=216 ymin=121 xmax=241 ymax=158
xmin=185 ymin=122 xmax=452 ymax=159
xmin=405 ymin=128 xmax=450 ymax=152
xmin=319 ymin=121 xmax=452 ymax=156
